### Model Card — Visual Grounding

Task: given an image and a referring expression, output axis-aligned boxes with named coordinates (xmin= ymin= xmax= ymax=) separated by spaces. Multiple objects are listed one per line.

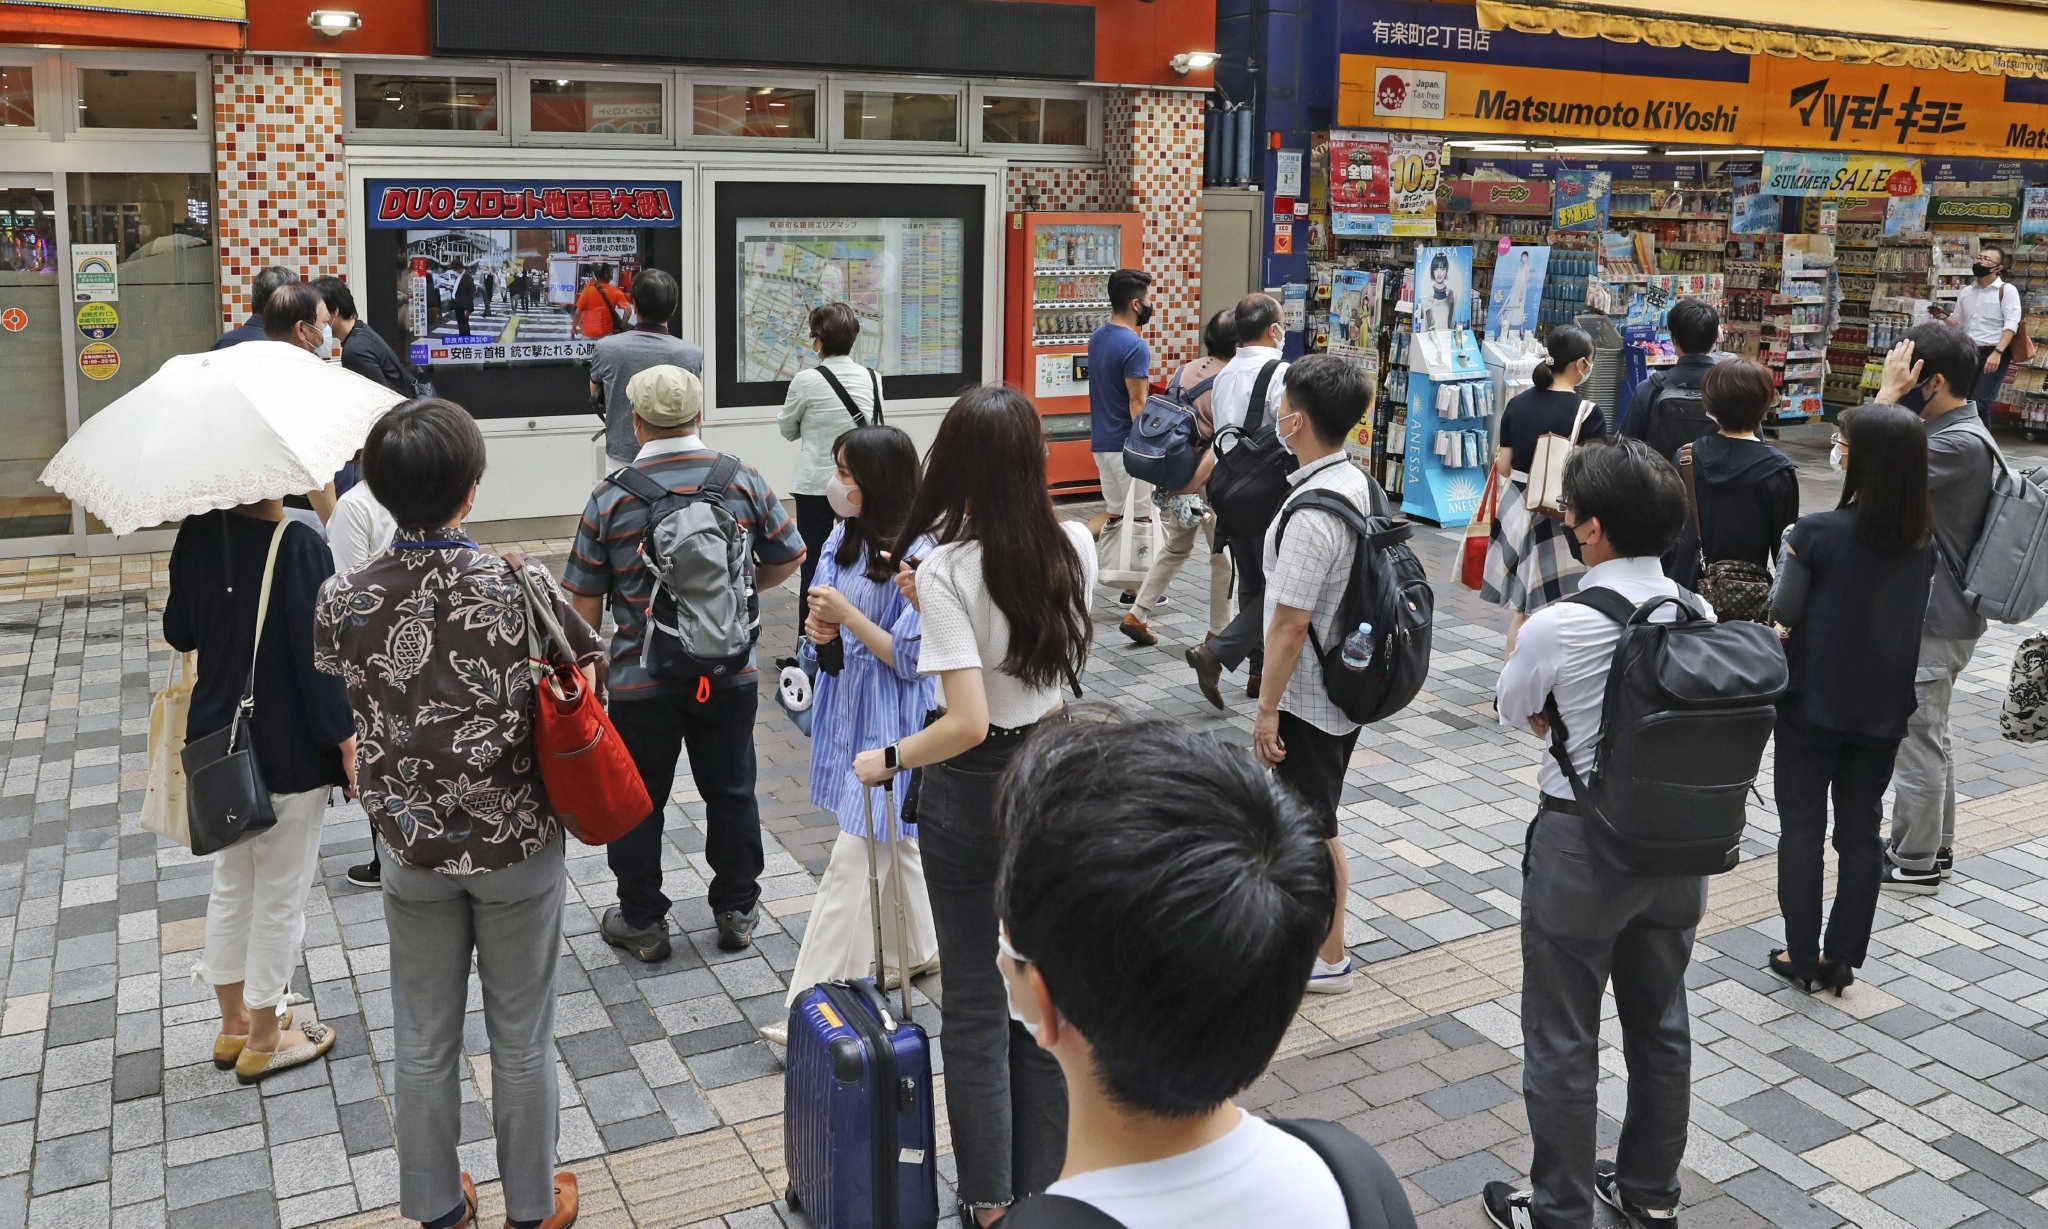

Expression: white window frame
xmin=0 ymin=51 xmax=52 ymax=140
xmin=828 ymin=76 xmax=968 ymax=154
xmin=343 ymin=61 xmax=512 ymax=145
xmin=968 ymin=82 xmax=1101 ymax=163
xmin=63 ymin=51 xmax=209 ymax=143
xmin=511 ymin=64 xmax=675 ymax=149
xmin=678 ymin=70 xmax=829 ymax=151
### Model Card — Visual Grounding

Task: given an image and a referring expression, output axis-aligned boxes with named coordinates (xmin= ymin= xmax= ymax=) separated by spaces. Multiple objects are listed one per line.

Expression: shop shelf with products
xmin=1993 ymin=240 xmax=2048 ymax=434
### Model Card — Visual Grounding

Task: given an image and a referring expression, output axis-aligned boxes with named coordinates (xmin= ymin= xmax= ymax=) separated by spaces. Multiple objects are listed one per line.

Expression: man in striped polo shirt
xmin=564 ymin=365 xmax=806 ymax=962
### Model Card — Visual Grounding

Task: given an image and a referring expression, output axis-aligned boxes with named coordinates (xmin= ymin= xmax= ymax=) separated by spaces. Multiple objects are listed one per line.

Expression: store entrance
xmin=0 ymin=177 xmax=71 ymax=545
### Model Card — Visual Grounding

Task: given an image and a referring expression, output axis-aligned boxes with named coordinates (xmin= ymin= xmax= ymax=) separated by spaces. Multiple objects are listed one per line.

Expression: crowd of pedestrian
xmin=153 ymin=257 xmax=2036 ymax=1229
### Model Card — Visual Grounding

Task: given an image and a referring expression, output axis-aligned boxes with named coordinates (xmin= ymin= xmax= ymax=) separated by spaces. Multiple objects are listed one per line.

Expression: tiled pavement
xmin=0 ymin=432 xmax=2043 ymax=1226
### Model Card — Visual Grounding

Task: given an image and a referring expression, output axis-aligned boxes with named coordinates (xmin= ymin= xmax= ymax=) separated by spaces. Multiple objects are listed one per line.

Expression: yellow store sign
xmin=28 ymin=1 xmax=244 ymax=18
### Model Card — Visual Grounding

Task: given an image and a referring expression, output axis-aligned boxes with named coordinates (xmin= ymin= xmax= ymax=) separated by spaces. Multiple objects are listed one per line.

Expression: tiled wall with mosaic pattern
xmin=212 ymin=55 xmax=346 ymax=329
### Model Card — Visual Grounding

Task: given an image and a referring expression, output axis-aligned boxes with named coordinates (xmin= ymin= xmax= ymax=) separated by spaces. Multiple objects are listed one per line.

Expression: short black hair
xmin=250 ymin=265 xmax=299 ymax=313
xmin=1667 ymin=298 xmax=1719 ymax=355
xmin=261 ymin=282 xmax=323 ymax=342
xmin=310 ymin=275 xmax=357 ymax=323
xmin=1284 ymin=354 xmax=1372 ymax=447
xmin=1980 ymin=243 xmax=2006 ymax=264
xmin=1905 ymin=321 xmax=1981 ymax=404
xmin=1700 ymin=358 xmax=1776 ymax=434
xmin=1108 ymin=269 xmax=1153 ymax=315
xmin=594 ymin=264 xmax=614 ymax=283
xmin=1562 ymin=438 xmax=1688 ymax=558
xmin=1234 ymin=292 xmax=1281 ymax=345
xmin=362 ymin=398 xmax=487 ymax=531
xmin=1203 ymin=309 xmax=1237 ymax=360
xmin=996 ymin=716 xmax=1334 ymax=1117
xmin=630 ymin=268 xmax=678 ymax=325
xmin=808 ymin=301 xmax=860 ymax=357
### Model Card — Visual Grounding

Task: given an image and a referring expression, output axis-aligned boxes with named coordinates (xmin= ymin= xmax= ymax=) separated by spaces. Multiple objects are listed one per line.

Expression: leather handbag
xmin=141 ymin=651 xmax=195 ymax=849
xmin=1461 ymin=468 xmax=1498 ymax=590
xmin=181 ymin=520 xmax=288 ymax=858
xmin=2006 ymin=283 xmax=2037 ymax=364
xmin=1526 ymin=399 xmax=1595 ymax=520
xmin=517 ymin=566 xmax=650 ymax=845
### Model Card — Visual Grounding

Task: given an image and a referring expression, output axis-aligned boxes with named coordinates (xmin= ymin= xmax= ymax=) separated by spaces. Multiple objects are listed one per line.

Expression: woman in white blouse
xmin=778 ymin=301 xmax=882 ymax=628
xmin=852 ymin=385 xmax=1095 ymax=1226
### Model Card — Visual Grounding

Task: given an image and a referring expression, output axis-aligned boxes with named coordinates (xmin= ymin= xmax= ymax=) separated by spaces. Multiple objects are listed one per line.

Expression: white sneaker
xmin=759 ymin=1022 xmax=789 ymax=1046
xmin=1305 ymin=956 xmax=1355 ymax=994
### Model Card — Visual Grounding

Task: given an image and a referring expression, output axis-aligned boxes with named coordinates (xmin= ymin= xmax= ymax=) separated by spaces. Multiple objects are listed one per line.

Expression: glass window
xmin=0 ymin=67 xmax=33 ymax=129
xmin=354 ymin=74 xmax=499 ymax=132
xmin=693 ymin=85 xmax=816 ymax=139
xmin=842 ymin=90 xmax=957 ymax=143
xmin=981 ymin=95 xmax=1090 ymax=146
xmin=529 ymin=78 xmax=663 ymax=135
xmin=78 ymin=68 xmax=198 ymax=130
xmin=0 ymin=188 xmax=69 ymax=538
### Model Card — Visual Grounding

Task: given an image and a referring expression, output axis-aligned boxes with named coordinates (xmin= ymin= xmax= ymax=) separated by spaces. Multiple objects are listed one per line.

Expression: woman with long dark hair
xmin=852 ymin=385 xmax=1095 ymax=1224
xmin=1768 ymin=403 xmax=1936 ymax=995
xmin=1481 ymin=325 xmax=1605 ymax=653
xmin=761 ymin=425 xmax=940 ymax=1046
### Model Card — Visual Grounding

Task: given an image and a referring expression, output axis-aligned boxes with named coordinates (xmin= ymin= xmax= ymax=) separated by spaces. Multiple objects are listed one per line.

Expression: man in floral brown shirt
xmin=316 ymin=399 xmax=594 ymax=1229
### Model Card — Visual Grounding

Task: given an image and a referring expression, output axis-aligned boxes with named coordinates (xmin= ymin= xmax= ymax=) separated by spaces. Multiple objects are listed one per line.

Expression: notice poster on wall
xmin=735 ymin=216 xmax=963 ymax=381
xmin=1552 ymin=170 xmax=1611 ymax=233
xmin=2024 ymin=188 xmax=2048 ymax=237
xmin=1412 ymin=245 xmax=1473 ymax=333
xmin=1484 ymin=246 xmax=1549 ymax=338
xmin=1329 ymin=130 xmax=1392 ymax=237
xmin=1730 ymin=177 xmax=1778 ymax=234
xmin=1388 ymin=134 xmax=1442 ymax=237
xmin=1328 ymin=268 xmax=1379 ymax=358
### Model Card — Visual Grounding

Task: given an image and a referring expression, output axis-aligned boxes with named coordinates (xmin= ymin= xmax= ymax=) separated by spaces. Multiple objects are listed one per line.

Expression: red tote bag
xmin=516 ymin=567 xmax=650 ymax=845
xmin=1461 ymin=468 xmax=1499 ymax=591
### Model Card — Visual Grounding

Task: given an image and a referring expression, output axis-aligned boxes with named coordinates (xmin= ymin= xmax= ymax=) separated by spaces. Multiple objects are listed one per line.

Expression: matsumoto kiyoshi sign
xmin=1338 ymin=0 xmax=2048 ymax=159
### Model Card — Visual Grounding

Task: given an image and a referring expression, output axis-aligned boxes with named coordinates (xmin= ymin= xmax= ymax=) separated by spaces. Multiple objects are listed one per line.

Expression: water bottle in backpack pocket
xmin=607 ymin=458 xmax=760 ymax=685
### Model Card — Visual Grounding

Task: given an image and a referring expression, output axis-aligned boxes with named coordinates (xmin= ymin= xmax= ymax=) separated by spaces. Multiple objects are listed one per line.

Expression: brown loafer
xmin=234 ymin=1019 xmax=335 ymax=1085
xmin=212 ymin=1006 xmax=293 ymax=1070
xmin=430 ymin=1174 xmax=479 ymax=1229
xmin=514 ymin=1172 xmax=578 ymax=1229
xmin=1119 ymin=613 xmax=1157 ymax=647
xmin=1185 ymin=643 xmax=1225 ymax=711
xmin=1247 ymin=671 xmax=1262 ymax=701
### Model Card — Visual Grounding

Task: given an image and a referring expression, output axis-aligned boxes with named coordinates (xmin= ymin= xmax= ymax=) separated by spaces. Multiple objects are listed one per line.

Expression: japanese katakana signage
xmin=1338 ymin=0 xmax=2048 ymax=160
xmin=365 ymin=181 xmax=681 ymax=228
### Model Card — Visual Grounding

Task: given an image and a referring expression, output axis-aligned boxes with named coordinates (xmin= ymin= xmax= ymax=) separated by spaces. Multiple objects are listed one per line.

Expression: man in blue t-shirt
xmin=1088 ymin=269 xmax=1155 ymax=539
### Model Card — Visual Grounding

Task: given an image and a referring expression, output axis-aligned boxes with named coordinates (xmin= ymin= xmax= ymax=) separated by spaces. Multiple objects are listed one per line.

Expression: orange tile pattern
xmin=1003 ymin=165 xmax=1114 ymax=213
xmin=1113 ymin=89 xmax=1207 ymax=372
xmin=213 ymin=55 xmax=346 ymax=327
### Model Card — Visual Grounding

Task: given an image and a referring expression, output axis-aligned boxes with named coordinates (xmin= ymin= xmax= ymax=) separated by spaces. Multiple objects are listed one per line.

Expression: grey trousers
xmin=382 ymin=835 xmax=565 ymax=1224
xmin=1888 ymin=634 xmax=1979 ymax=872
xmin=1522 ymin=809 xmax=1706 ymax=1229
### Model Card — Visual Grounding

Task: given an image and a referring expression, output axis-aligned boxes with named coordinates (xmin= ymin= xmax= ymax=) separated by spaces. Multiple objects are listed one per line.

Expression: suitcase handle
xmin=860 ymin=784 xmax=915 ymax=1028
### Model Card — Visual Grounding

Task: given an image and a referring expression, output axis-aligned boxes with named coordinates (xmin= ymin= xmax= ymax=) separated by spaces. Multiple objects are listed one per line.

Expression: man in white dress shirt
xmin=1945 ymin=243 xmax=2022 ymax=424
xmin=1487 ymin=439 xmax=1711 ymax=1229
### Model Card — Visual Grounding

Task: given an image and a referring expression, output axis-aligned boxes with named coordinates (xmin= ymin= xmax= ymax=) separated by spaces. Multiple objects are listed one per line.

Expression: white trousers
xmin=1093 ymin=451 xmax=1149 ymax=516
xmin=196 ymin=787 xmax=328 ymax=1010
xmin=784 ymin=828 xmax=941 ymax=1007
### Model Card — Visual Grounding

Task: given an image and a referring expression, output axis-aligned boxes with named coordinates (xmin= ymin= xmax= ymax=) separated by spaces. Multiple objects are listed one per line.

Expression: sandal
xmin=212 ymin=1006 xmax=294 ymax=1070
xmin=234 ymin=1019 xmax=335 ymax=1085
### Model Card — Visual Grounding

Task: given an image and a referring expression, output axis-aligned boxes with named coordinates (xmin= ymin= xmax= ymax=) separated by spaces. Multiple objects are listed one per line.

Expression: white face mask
xmin=1830 ymin=443 xmax=1847 ymax=473
xmin=825 ymin=473 xmax=862 ymax=519
xmin=1277 ymin=411 xmax=1302 ymax=457
xmin=997 ymin=929 xmax=1042 ymax=1040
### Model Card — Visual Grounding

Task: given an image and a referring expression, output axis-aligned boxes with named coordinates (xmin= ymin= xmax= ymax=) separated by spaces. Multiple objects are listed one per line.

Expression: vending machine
xmin=1003 ymin=211 xmax=1145 ymax=492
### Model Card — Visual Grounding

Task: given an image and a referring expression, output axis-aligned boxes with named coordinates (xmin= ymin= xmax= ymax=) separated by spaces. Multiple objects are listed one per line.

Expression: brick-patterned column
xmin=212 ymin=55 xmax=346 ymax=328
xmin=1111 ymin=88 xmax=1205 ymax=373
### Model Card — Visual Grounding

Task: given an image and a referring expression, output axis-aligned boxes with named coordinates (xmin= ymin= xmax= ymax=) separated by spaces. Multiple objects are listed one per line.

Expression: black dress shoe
xmin=1247 ymin=671 xmax=1262 ymax=701
xmin=1185 ymin=643 xmax=1226 ymax=711
xmin=601 ymin=906 xmax=672 ymax=962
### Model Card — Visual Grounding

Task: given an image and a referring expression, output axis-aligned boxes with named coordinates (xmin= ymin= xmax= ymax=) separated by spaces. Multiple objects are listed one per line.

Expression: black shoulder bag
xmin=816 ymin=364 xmax=885 ymax=427
xmin=181 ymin=518 xmax=289 ymax=857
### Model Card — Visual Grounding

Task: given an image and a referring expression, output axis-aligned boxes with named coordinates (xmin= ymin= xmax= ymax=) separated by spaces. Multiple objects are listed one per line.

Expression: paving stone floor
xmin=0 ymin=432 xmax=2042 ymax=1226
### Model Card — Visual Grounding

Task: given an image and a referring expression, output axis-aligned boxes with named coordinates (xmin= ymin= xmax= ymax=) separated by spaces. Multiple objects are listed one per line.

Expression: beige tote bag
xmin=141 ymin=652 xmax=195 ymax=848
xmin=1526 ymin=399 xmax=1596 ymax=520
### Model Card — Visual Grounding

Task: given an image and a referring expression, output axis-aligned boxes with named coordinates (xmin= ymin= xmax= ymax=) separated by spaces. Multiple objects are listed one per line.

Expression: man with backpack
xmin=1490 ymin=438 xmax=1783 ymax=1229
xmin=1871 ymin=326 xmax=2002 ymax=893
xmin=1620 ymin=297 xmax=1720 ymax=460
xmin=1187 ymin=293 xmax=1293 ymax=709
xmin=995 ymin=716 xmax=1416 ymax=1229
xmin=1250 ymin=355 xmax=1383 ymax=996
xmin=563 ymin=365 xmax=806 ymax=961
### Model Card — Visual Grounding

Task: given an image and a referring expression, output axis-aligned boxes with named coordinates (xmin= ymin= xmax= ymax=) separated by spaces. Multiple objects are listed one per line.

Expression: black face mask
xmin=1134 ymin=303 xmax=1154 ymax=327
xmin=1562 ymin=518 xmax=1588 ymax=564
xmin=1974 ymin=262 xmax=1997 ymax=278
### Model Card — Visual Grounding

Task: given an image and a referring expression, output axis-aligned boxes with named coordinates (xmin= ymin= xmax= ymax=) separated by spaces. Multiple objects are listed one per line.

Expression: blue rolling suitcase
xmin=784 ymin=784 xmax=939 ymax=1229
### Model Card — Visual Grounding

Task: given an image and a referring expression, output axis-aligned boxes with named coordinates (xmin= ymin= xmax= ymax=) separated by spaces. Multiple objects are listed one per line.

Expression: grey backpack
xmin=1939 ymin=417 xmax=2048 ymax=623
xmin=609 ymin=459 xmax=758 ymax=686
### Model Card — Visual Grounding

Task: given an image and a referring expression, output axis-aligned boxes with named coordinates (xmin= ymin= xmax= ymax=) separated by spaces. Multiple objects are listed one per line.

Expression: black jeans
xmin=1773 ymin=712 xmax=1900 ymax=974
xmin=1973 ymin=345 xmax=2013 ymax=426
xmin=918 ymin=744 xmax=1067 ymax=1209
xmin=1207 ymin=533 xmax=1266 ymax=674
xmin=608 ymin=685 xmax=765 ymax=925
xmin=793 ymin=493 xmax=836 ymax=632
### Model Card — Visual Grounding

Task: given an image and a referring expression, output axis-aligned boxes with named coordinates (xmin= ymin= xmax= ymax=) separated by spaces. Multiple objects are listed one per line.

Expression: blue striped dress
xmin=808 ymin=524 xmax=937 ymax=842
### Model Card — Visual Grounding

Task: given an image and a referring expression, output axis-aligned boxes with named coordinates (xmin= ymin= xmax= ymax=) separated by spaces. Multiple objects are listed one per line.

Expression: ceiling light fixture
xmin=306 ymin=9 xmax=362 ymax=35
xmin=1169 ymin=51 xmax=1221 ymax=75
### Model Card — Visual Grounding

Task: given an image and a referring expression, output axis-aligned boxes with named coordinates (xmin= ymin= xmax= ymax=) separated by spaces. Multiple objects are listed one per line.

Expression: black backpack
xmin=1271 ymin=480 xmax=1433 ymax=726
xmin=1206 ymin=360 xmax=1295 ymax=548
xmin=1640 ymin=370 xmax=1716 ymax=463
xmin=1541 ymin=587 xmax=1787 ymax=877
xmin=1123 ymin=366 xmax=1218 ymax=491
xmin=1002 ymin=1117 xmax=1417 ymax=1229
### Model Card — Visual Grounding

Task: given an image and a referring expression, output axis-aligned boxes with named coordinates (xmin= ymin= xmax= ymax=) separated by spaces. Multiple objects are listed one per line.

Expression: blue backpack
xmin=1122 ymin=367 xmax=1217 ymax=491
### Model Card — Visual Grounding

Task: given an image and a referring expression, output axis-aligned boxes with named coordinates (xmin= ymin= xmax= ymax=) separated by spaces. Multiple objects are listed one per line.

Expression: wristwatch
xmin=883 ymin=744 xmax=902 ymax=772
